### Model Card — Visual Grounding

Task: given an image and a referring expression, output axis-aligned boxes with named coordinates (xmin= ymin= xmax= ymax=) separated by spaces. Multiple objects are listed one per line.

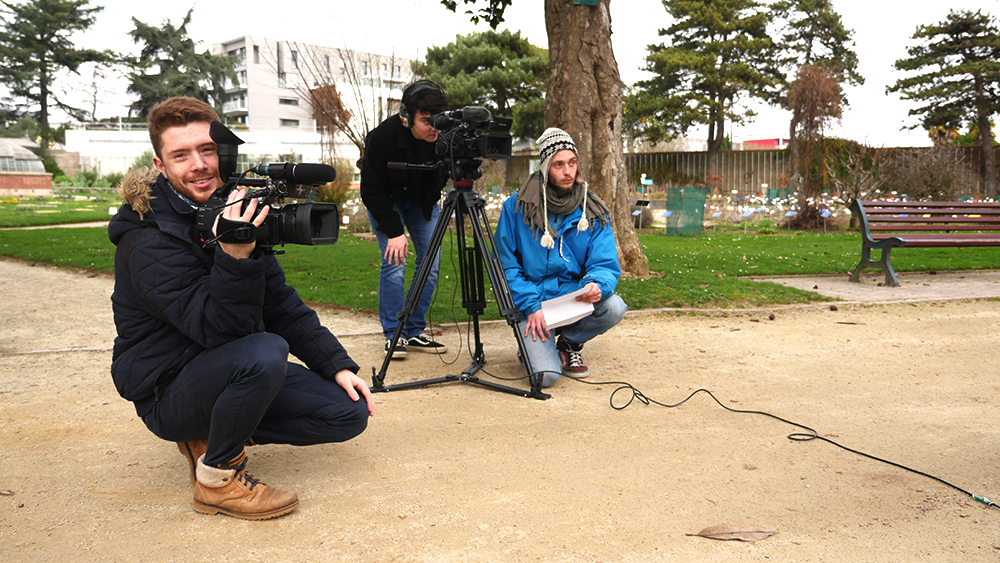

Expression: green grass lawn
xmin=4 ymin=223 xmax=1000 ymax=318
xmin=0 ymin=195 xmax=123 ymax=227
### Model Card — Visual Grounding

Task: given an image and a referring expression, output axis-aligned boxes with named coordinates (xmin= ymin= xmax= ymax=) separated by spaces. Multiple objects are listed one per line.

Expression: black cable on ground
xmin=477 ymin=364 xmax=998 ymax=510
xmin=598 ymin=380 xmax=998 ymax=510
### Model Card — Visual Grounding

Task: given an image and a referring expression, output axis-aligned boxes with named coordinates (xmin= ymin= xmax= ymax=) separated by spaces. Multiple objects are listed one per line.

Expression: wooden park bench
xmin=849 ymin=199 xmax=1000 ymax=287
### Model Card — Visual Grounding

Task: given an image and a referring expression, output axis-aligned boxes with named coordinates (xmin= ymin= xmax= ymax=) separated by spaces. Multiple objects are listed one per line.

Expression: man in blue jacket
xmin=108 ymin=97 xmax=373 ymax=520
xmin=495 ymin=128 xmax=627 ymax=388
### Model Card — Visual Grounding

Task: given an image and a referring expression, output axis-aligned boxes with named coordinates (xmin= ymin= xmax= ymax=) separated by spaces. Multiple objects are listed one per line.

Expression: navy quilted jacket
xmin=108 ymin=169 xmax=359 ymax=417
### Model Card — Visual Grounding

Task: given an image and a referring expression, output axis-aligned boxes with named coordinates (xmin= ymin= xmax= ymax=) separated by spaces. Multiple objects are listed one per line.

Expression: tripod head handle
xmin=386 ymin=161 xmax=444 ymax=171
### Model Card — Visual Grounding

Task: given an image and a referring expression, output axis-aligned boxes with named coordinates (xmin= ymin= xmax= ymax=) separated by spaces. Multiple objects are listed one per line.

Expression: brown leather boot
xmin=192 ymin=450 xmax=298 ymax=520
xmin=176 ymin=440 xmax=208 ymax=485
xmin=177 ymin=438 xmax=257 ymax=485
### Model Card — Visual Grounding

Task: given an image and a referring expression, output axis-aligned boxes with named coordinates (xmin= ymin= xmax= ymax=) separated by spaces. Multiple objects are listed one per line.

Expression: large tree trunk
xmin=39 ymin=65 xmax=50 ymax=154
xmin=544 ymin=0 xmax=649 ymax=278
xmin=706 ymin=112 xmax=724 ymax=178
xmin=787 ymin=114 xmax=800 ymax=178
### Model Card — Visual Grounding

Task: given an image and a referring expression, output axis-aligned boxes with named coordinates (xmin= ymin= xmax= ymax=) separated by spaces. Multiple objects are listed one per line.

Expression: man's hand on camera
xmin=214 ymin=188 xmax=269 ymax=260
xmin=334 ymin=369 xmax=374 ymax=416
xmin=524 ymin=310 xmax=550 ymax=343
xmin=384 ymin=235 xmax=408 ymax=266
xmin=576 ymin=282 xmax=602 ymax=304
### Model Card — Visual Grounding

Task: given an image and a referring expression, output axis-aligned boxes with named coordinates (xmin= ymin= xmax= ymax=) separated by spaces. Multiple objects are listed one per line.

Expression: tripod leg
xmin=461 ymin=192 xmax=548 ymax=399
xmin=371 ymin=193 xmax=457 ymax=391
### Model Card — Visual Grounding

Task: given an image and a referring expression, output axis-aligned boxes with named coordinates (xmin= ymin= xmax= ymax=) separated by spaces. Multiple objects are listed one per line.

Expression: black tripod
xmin=370 ymin=160 xmax=550 ymax=400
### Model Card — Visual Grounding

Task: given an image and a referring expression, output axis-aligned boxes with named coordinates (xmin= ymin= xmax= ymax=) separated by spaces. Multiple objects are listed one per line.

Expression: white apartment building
xmin=213 ymin=35 xmax=417 ymax=165
xmin=63 ymin=38 xmax=419 ymax=177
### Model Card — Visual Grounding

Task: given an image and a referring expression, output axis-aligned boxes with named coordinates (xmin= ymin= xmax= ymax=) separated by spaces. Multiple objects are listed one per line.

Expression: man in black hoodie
xmin=108 ymin=97 xmax=373 ymax=520
xmin=360 ymin=80 xmax=449 ymax=360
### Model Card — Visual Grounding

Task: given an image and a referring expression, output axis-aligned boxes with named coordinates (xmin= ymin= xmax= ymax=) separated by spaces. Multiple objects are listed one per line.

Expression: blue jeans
xmin=368 ymin=202 xmax=441 ymax=339
xmin=141 ymin=333 xmax=369 ymax=466
xmin=517 ymin=294 xmax=627 ymax=388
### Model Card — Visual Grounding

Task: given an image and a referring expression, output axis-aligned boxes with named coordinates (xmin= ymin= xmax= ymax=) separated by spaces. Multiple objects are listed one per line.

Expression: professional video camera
xmin=194 ymin=122 xmax=341 ymax=254
xmin=430 ymin=107 xmax=513 ymax=182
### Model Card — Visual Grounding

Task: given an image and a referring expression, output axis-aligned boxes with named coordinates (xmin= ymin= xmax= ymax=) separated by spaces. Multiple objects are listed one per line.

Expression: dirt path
xmin=1 ymin=257 xmax=998 ymax=562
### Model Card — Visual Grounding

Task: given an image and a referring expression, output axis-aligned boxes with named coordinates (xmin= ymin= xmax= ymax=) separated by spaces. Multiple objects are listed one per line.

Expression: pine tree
xmin=626 ymin=0 xmax=783 ymax=179
xmin=417 ymin=30 xmax=548 ymax=140
xmin=0 ymin=0 xmax=114 ymax=151
xmin=771 ymin=0 xmax=863 ymax=179
xmin=126 ymin=8 xmax=237 ymax=118
xmin=889 ymin=10 xmax=1000 ymax=196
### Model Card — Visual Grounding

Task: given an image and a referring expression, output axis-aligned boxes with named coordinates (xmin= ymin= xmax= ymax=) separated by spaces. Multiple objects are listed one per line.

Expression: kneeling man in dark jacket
xmin=108 ymin=97 xmax=373 ymax=520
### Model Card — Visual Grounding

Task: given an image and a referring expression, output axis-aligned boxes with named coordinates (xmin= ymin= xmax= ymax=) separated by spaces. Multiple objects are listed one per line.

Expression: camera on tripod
xmin=194 ymin=122 xmax=341 ymax=254
xmin=431 ymin=107 xmax=513 ymax=180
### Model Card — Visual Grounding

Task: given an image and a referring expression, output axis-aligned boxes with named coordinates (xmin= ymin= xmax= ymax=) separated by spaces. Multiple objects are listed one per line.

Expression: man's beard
xmin=550 ymin=182 xmax=574 ymax=197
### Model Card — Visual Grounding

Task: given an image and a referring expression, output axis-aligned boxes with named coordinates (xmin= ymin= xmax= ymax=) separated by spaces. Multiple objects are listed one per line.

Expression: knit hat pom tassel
xmin=577 ymin=182 xmax=590 ymax=232
xmin=540 ymin=231 xmax=555 ymax=249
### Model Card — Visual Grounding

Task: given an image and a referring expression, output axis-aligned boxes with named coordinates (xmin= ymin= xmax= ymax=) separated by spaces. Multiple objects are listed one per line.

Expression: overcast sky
xmin=73 ymin=0 xmax=1000 ymax=147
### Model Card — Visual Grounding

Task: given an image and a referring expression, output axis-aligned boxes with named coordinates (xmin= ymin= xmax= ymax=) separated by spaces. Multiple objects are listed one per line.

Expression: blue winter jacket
xmin=495 ymin=190 xmax=621 ymax=317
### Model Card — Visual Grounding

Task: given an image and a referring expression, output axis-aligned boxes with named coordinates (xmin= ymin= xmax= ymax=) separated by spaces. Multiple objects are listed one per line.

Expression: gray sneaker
xmin=406 ymin=334 xmax=448 ymax=354
xmin=385 ymin=338 xmax=407 ymax=359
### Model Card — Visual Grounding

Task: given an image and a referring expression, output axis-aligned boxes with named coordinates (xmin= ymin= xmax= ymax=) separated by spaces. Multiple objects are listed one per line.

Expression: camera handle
xmin=371 ymin=178 xmax=550 ymax=400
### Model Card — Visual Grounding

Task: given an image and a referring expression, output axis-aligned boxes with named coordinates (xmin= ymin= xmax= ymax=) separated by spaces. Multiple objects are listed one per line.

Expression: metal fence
xmin=625 ymin=146 xmax=1000 ymax=197
xmin=626 ymin=150 xmax=786 ymax=196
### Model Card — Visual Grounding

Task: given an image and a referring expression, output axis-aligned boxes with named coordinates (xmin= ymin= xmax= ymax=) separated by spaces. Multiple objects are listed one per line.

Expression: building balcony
xmin=223 ymin=100 xmax=249 ymax=114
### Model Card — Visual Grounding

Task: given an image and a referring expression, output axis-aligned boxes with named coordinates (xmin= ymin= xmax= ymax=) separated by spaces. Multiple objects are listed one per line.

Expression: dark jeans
xmin=142 ymin=333 xmax=369 ymax=466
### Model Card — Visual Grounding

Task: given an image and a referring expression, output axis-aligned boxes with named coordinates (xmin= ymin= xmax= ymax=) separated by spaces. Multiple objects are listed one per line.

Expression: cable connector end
xmin=972 ymin=494 xmax=998 ymax=508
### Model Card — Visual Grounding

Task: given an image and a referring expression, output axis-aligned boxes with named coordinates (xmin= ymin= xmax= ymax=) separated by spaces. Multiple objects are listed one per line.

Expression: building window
xmin=339 ymin=61 xmax=345 ymax=75
xmin=238 ymin=70 xmax=247 ymax=87
xmin=394 ymin=65 xmax=401 ymax=77
xmin=291 ymin=50 xmax=298 ymax=69
xmin=280 ymin=119 xmax=300 ymax=127
xmin=381 ymin=63 xmax=388 ymax=75
xmin=361 ymin=61 xmax=368 ymax=75
xmin=324 ymin=55 xmax=330 ymax=72
xmin=279 ymin=98 xmax=299 ymax=106
xmin=253 ymin=45 xmax=260 ymax=64
xmin=228 ymin=47 xmax=246 ymax=66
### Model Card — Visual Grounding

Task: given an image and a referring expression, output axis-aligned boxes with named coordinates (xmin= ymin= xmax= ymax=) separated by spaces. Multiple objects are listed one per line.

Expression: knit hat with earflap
xmin=536 ymin=127 xmax=590 ymax=248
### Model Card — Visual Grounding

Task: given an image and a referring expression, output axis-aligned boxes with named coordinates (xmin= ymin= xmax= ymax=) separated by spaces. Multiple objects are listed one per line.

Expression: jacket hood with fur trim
xmin=108 ymin=167 xmax=203 ymax=247
xmin=118 ymin=167 xmax=159 ymax=218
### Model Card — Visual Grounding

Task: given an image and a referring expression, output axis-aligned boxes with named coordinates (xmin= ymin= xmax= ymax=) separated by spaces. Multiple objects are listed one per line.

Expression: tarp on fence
xmin=664 ymin=187 xmax=707 ymax=236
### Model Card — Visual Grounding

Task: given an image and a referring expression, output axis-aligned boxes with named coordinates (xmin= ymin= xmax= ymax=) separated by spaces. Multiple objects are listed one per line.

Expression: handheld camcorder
xmin=194 ymin=122 xmax=341 ymax=254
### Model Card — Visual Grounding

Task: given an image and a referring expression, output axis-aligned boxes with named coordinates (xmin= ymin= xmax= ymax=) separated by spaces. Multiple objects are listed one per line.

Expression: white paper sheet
xmin=541 ymin=287 xmax=595 ymax=329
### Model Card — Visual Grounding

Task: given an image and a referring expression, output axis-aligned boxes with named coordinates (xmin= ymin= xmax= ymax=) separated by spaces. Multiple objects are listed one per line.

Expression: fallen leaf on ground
xmin=687 ymin=524 xmax=775 ymax=542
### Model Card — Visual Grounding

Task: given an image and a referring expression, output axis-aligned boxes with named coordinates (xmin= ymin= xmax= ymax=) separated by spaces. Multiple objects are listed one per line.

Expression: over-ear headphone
xmin=399 ymin=79 xmax=443 ymax=128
